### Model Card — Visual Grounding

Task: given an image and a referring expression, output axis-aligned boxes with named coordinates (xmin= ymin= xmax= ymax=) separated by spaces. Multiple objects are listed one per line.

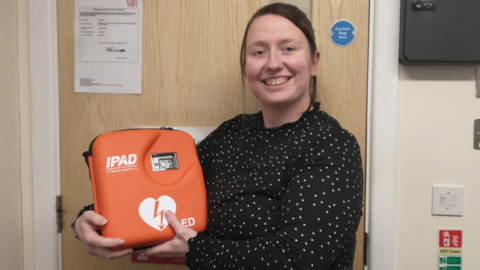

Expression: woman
xmin=72 ymin=3 xmax=363 ymax=269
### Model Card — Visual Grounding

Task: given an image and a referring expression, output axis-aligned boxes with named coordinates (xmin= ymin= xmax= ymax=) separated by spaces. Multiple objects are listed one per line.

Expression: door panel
xmin=58 ymin=0 xmax=368 ymax=269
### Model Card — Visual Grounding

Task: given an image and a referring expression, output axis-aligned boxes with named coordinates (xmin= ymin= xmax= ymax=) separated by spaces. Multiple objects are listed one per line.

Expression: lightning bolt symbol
xmin=154 ymin=200 xmax=165 ymax=230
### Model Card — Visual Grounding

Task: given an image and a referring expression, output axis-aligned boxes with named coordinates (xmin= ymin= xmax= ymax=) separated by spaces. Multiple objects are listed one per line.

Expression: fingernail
xmin=165 ymin=210 xmax=172 ymax=216
xmin=118 ymin=240 xmax=125 ymax=246
xmin=101 ymin=219 xmax=107 ymax=225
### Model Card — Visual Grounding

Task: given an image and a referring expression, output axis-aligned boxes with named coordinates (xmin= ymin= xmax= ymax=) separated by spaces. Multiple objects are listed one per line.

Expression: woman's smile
xmin=262 ymin=76 xmax=291 ymax=86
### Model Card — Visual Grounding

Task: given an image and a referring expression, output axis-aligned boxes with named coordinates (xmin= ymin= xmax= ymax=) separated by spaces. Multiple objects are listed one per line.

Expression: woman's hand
xmin=140 ymin=210 xmax=197 ymax=258
xmin=75 ymin=211 xmax=133 ymax=259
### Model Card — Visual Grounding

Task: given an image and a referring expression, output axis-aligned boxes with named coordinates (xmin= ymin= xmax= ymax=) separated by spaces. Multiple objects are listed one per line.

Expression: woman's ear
xmin=310 ymin=51 xmax=320 ymax=76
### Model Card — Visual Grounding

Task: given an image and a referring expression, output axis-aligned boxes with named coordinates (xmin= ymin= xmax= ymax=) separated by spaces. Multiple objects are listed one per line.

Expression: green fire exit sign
xmin=439 ymin=256 xmax=462 ymax=270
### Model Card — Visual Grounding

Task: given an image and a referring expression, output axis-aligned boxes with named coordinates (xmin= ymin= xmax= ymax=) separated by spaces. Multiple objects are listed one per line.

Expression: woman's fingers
xmin=75 ymin=211 xmax=103 ymax=241
xmin=164 ymin=211 xmax=197 ymax=241
xmin=82 ymin=231 xmax=132 ymax=259
xmin=76 ymin=210 xmax=195 ymax=259
xmin=80 ymin=225 xmax=132 ymax=258
xmin=76 ymin=212 xmax=125 ymax=248
xmin=78 ymin=223 xmax=126 ymax=249
xmin=82 ymin=229 xmax=125 ymax=248
xmin=139 ymin=211 xmax=197 ymax=258
xmin=74 ymin=210 xmax=132 ymax=259
xmin=87 ymin=245 xmax=133 ymax=259
xmin=82 ymin=210 xmax=107 ymax=226
xmin=164 ymin=211 xmax=185 ymax=236
xmin=141 ymin=240 xmax=184 ymax=257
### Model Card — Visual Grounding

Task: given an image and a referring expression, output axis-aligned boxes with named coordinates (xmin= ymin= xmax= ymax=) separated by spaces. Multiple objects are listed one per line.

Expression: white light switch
xmin=440 ymin=194 xmax=448 ymax=207
xmin=432 ymin=186 xmax=464 ymax=216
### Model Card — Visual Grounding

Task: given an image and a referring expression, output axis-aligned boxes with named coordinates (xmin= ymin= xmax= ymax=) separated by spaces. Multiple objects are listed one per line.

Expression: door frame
xmin=29 ymin=0 xmax=398 ymax=269
xmin=365 ymin=0 xmax=400 ymax=269
xmin=29 ymin=0 xmax=62 ymax=269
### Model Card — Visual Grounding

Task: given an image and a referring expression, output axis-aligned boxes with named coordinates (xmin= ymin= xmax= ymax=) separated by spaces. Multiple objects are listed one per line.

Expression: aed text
xmin=181 ymin=217 xmax=195 ymax=227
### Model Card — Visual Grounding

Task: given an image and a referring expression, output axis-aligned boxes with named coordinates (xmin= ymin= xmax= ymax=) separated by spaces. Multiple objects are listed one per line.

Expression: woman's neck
xmin=261 ymin=100 xmax=313 ymax=128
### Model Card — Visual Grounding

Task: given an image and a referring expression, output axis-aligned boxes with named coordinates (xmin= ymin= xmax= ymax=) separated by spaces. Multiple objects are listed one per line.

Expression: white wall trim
xmin=29 ymin=0 xmax=61 ymax=269
xmin=366 ymin=0 xmax=400 ymax=269
xmin=364 ymin=0 xmax=375 ymax=268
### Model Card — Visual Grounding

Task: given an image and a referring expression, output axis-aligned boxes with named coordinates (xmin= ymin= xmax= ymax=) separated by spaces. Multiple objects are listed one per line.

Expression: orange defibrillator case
xmin=82 ymin=128 xmax=207 ymax=250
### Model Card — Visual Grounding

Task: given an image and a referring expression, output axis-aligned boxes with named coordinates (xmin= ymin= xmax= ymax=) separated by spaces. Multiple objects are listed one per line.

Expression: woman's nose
xmin=265 ymin=52 xmax=283 ymax=71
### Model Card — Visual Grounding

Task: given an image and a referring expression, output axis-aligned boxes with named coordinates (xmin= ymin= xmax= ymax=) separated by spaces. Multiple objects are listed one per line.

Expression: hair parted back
xmin=240 ymin=3 xmax=318 ymax=111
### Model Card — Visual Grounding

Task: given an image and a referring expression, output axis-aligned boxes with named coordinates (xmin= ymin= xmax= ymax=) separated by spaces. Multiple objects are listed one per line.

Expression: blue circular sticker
xmin=330 ymin=20 xmax=356 ymax=47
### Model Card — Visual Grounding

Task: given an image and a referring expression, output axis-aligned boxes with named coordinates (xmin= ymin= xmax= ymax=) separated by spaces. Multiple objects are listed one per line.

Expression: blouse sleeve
xmin=186 ymin=130 xmax=364 ymax=270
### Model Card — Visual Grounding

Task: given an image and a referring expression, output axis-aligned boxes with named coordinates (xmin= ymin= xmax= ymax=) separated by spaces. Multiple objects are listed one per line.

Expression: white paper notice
xmin=75 ymin=0 xmax=142 ymax=94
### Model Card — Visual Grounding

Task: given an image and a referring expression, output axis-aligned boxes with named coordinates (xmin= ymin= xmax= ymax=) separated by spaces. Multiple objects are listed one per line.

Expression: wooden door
xmin=58 ymin=0 xmax=369 ymax=269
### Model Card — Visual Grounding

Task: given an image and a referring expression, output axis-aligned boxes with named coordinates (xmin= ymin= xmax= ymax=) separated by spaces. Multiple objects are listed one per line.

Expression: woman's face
xmin=245 ymin=14 xmax=319 ymax=110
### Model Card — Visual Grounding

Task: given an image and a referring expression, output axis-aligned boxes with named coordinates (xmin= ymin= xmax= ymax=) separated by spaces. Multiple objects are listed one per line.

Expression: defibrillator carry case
xmin=82 ymin=128 xmax=207 ymax=250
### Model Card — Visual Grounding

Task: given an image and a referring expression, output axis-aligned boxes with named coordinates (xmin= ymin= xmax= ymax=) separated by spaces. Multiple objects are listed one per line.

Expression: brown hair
xmin=239 ymin=3 xmax=318 ymax=111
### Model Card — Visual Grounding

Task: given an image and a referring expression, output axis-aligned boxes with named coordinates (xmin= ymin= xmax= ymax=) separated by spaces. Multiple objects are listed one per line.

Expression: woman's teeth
xmin=264 ymin=77 xmax=289 ymax=86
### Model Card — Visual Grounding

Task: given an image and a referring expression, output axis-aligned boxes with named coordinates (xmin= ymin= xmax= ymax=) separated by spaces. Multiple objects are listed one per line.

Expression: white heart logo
xmin=138 ymin=196 xmax=177 ymax=231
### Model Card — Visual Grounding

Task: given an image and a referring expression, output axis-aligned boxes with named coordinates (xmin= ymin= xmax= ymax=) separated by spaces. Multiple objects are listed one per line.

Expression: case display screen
xmin=151 ymin=153 xmax=178 ymax=171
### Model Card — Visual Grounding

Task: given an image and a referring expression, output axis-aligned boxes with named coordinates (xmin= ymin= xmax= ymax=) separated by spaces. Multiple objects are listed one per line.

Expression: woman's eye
xmin=285 ymin=47 xmax=294 ymax=52
xmin=254 ymin=50 xmax=265 ymax=56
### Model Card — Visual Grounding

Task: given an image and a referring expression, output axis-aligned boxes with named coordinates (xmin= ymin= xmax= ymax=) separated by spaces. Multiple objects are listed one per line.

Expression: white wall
xmin=395 ymin=65 xmax=480 ymax=269
xmin=0 ymin=0 xmax=24 ymax=269
xmin=369 ymin=1 xmax=480 ymax=270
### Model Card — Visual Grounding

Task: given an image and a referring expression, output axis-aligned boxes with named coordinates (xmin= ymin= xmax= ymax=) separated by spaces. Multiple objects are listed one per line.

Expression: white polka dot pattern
xmin=186 ymin=103 xmax=363 ymax=270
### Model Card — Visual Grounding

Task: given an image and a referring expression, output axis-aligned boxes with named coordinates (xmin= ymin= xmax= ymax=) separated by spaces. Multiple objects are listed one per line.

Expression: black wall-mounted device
xmin=400 ymin=0 xmax=480 ymax=64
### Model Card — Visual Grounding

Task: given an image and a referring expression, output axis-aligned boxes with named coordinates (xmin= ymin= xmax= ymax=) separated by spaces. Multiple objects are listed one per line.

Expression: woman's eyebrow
xmin=247 ymin=40 xmax=268 ymax=50
xmin=247 ymin=38 xmax=300 ymax=50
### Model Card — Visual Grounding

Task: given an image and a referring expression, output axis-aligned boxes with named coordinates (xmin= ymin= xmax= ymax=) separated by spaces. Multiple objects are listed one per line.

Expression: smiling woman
xmin=243 ymin=14 xmax=319 ymax=128
xmin=240 ymin=4 xmax=320 ymax=128
xmin=72 ymin=3 xmax=364 ymax=270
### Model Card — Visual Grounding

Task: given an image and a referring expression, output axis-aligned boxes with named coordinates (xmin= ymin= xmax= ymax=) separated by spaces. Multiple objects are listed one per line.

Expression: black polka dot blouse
xmin=186 ymin=103 xmax=364 ymax=270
